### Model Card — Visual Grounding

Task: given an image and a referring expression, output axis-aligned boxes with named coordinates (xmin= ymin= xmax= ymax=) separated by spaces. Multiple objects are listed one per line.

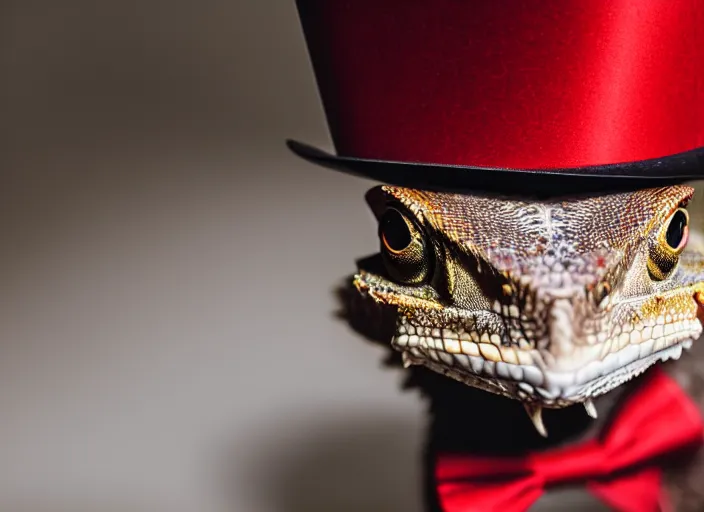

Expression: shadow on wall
xmin=214 ymin=275 xmax=423 ymax=512
xmin=234 ymin=415 xmax=424 ymax=512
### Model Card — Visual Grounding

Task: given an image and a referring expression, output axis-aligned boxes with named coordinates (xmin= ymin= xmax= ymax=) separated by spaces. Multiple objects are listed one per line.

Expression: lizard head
xmin=355 ymin=184 xmax=704 ymax=430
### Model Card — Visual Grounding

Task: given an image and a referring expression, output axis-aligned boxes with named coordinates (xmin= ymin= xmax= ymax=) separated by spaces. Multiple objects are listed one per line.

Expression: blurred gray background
xmin=0 ymin=2 xmax=425 ymax=511
xmin=2 ymin=3 xmax=703 ymax=512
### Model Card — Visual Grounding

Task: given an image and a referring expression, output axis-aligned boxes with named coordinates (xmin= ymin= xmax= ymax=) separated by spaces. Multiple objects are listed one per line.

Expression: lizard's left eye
xmin=648 ymin=207 xmax=689 ymax=281
xmin=379 ymin=208 xmax=431 ymax=284
xmin=665 ymin=208 xmax=689 ymax=251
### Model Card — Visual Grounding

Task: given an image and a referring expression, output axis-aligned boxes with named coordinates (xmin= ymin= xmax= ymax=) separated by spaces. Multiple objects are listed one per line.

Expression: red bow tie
xmin=435 ymin=368 xmax=704 ymax=512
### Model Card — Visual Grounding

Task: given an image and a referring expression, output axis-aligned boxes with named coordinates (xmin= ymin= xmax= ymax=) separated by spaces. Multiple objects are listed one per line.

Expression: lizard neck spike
xmin=584 ymin=399 xmax=598 ymax=419
xmin=523 ymin=402 xmax=548 ymax=438
xmin=401 ymin=351 xmax=418 ymax=369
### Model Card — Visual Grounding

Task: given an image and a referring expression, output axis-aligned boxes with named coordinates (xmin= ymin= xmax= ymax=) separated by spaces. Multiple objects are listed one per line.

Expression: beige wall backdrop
xmin=1 ymin=3 xmax=702 ymax=512
xmin=0 ymin=2 xmax=425 ymax=511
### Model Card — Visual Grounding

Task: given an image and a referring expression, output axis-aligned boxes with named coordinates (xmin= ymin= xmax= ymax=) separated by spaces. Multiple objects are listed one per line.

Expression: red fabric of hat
xmin=290 ymin=0 xmax=704 ymax=189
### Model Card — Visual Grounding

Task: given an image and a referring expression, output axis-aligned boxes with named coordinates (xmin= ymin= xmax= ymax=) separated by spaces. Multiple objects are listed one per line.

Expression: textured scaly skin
xmin=354 ymin=185 xmax=704 ymax=424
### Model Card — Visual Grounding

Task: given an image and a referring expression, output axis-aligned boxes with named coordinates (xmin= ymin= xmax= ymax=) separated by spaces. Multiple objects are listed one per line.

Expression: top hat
xmin=288 ymin=1 xmax=704 ymax=195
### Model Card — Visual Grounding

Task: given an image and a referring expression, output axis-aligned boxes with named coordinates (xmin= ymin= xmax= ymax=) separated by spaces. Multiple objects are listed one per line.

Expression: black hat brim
xmin=287 ymin=140 xmax=704 ymax=197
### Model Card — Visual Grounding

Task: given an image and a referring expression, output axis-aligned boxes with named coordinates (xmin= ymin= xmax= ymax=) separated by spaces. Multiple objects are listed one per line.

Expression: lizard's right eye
xmin=648 ymin=207 xmax=690 ymax=281
xmin=379 ymin=208 xmax=431 ymax=284
xmin=381 ymin=209 xmax=412 ymax=253
xmin=664 ymin=208 xmax=689 ymax=251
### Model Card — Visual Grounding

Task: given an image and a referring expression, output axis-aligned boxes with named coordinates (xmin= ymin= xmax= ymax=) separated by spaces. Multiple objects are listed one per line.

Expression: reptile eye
xmin=648 ymin=207 xmax=689 ymax=281
xmin=379 ymin=208 xmax=430 ymax=284
xmin=381 ymin=209 xmax=412 ymax=253
xmin=665 ymin=208 xmax=689 ymax=251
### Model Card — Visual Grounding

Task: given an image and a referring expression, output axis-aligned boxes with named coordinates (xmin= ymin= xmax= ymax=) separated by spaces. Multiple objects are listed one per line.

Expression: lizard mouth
xmin=393 ymin=313 xmax=701 ymax=408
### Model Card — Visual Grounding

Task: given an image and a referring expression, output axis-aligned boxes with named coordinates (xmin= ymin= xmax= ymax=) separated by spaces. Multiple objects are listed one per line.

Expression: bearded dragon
xmin=353 ymin=183 xmax=704 ymax=437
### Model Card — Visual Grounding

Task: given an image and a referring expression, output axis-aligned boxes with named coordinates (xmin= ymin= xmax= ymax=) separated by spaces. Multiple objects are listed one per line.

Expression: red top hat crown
xmin=289 ymin=0 xmax=704 ymax=192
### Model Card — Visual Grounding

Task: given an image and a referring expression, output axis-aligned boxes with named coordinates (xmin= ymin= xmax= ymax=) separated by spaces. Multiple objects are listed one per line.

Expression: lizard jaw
xmin=355 ymin=269 xmax=703 ymax=407
xmin=393 ymin=315 xmax=701 ymax=408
